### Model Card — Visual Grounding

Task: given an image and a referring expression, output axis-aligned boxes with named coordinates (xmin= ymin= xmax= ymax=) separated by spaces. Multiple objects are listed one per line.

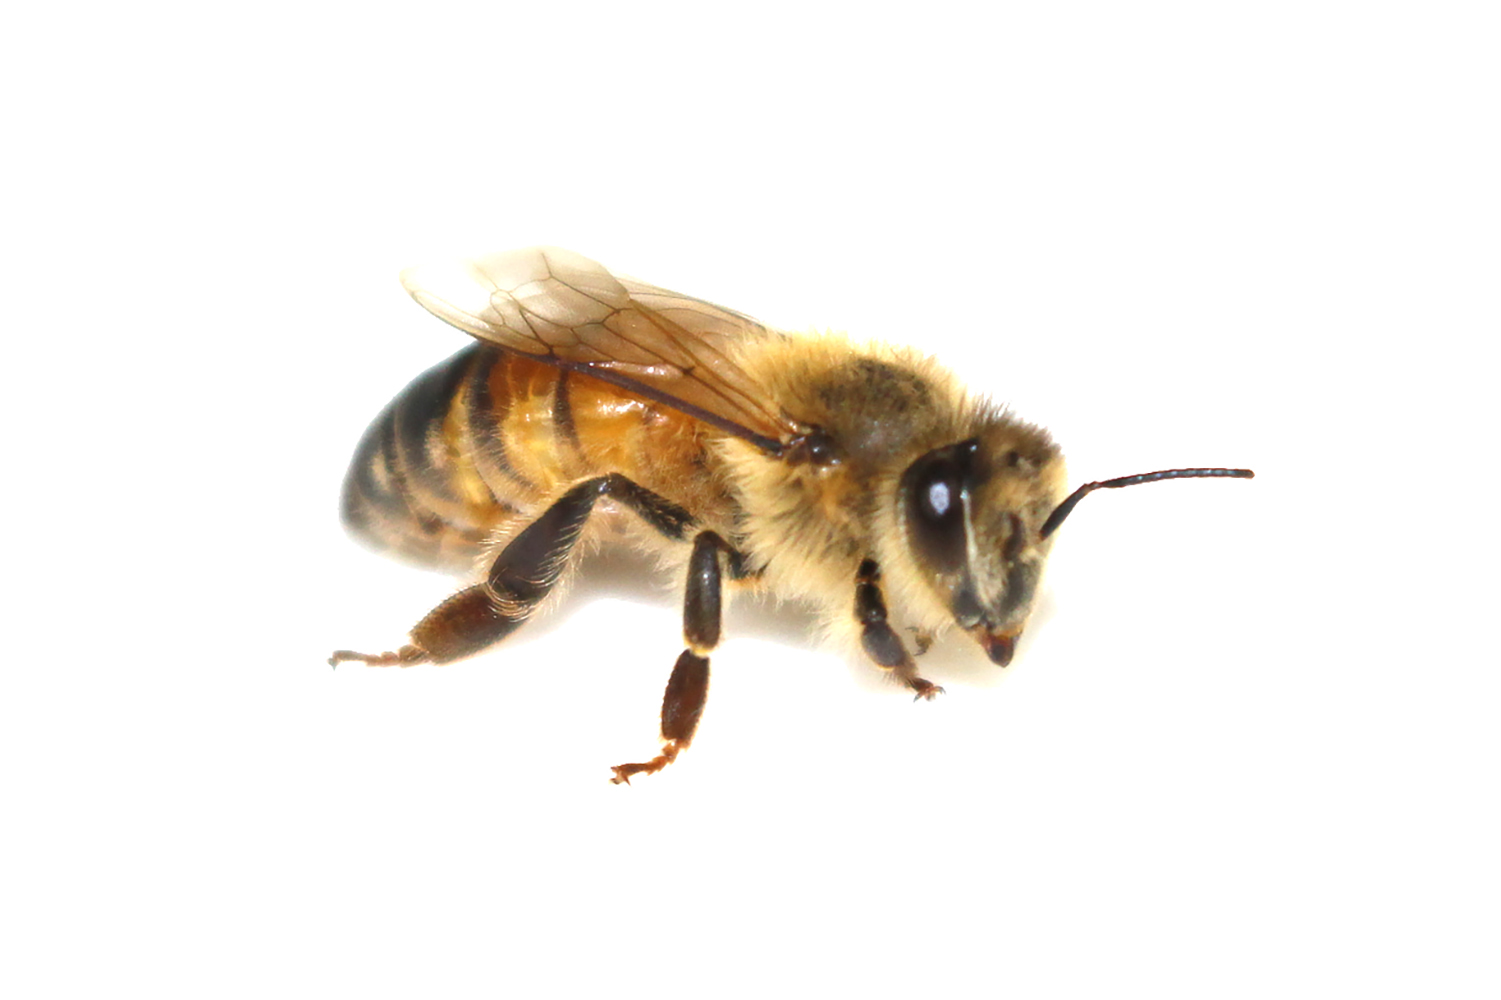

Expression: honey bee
xmin=331 ymin=247 xmax=1252 ymax=782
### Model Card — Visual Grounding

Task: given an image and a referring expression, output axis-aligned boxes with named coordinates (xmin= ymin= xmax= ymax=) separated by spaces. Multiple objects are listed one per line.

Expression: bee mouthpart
xmin=975 ymin=629 xmax=1019 ymax=667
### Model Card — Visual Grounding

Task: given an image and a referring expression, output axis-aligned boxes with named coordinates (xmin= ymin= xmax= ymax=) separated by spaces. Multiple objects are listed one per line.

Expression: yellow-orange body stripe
xmin=341 ymin=343 xmax=735 ymax=570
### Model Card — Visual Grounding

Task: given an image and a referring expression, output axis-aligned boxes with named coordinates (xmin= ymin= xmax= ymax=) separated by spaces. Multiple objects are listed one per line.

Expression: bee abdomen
xmin=341 ymin=340 xmax=728 ymax=571
xmin=340 ymin=344 xmax=518 ymax=569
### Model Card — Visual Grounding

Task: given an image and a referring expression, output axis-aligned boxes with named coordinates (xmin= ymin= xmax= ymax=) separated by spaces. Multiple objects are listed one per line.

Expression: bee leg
xmin=330 ymin=476 xmax=613 ymax=668
xmin=855 ymin=559 xmax=943 ymax=701
xmin=611 ymin=531 xmax=734 ymax=784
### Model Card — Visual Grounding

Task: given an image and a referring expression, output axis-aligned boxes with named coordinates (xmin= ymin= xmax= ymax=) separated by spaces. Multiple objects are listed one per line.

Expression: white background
xmin=4 ymin=2 xmax=1497 ymax=997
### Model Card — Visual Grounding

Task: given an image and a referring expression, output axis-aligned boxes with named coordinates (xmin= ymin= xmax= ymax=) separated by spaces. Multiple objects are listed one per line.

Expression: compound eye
xmin=924 ymin=478 xmax=953 ymax=518
xmin=903 ymin=441 xmax=976 ymax=575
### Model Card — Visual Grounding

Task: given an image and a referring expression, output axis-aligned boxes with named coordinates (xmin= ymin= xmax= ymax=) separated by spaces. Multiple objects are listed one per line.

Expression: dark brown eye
xmin=902 ymin=440 xmax=977 ymax=575
xmin=922 ymin=474 xmax=956 ymax=519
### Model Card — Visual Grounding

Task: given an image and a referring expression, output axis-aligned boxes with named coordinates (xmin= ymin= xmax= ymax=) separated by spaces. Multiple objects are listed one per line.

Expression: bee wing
xmin=401 ymin=247 xmax=796 ymax=453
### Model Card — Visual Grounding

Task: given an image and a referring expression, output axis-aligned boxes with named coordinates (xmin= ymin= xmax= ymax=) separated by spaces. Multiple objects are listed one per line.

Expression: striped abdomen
xmin=340 ymin=343 xmax=729 ymax=570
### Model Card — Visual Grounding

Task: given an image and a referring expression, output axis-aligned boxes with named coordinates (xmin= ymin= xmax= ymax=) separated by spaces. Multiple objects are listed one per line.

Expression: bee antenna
xmin=1039 ymin=467 xmax=1254 ymax=539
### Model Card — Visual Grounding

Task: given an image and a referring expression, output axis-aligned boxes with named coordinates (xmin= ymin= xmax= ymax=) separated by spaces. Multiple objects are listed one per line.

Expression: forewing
xmin=401 ymin=247 xmax=794 ymax=451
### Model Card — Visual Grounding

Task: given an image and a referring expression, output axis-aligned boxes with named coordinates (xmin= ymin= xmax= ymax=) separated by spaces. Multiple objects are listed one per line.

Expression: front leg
xmin=855 ymin=558 xmax=942 ymax=701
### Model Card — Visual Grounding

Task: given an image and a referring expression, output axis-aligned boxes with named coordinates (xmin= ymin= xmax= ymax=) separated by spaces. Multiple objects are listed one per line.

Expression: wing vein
xmin=402 ymin=247 xmax=796 ymax=457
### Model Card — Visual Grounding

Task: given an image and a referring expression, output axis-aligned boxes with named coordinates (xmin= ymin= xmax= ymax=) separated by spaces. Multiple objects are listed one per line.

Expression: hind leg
xmin=330 ymin=474 xmax=691 ymax=668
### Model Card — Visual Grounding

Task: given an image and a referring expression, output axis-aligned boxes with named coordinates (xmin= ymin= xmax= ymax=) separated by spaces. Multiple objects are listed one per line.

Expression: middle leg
xmin=611 ymin=530 xmax=742 ymax=784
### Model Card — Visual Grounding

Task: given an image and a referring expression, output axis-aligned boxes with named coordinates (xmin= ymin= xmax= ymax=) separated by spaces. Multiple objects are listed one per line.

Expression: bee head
xmin=898 ymin=428 xmax=1067 ymax=665
xmin=899 ymin=426 xmax=1253 ymax=666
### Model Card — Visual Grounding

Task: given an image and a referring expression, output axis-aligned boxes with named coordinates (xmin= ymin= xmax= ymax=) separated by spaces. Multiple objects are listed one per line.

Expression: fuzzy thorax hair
xmin=716 ymin=333 xmax=1068 ymax=646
